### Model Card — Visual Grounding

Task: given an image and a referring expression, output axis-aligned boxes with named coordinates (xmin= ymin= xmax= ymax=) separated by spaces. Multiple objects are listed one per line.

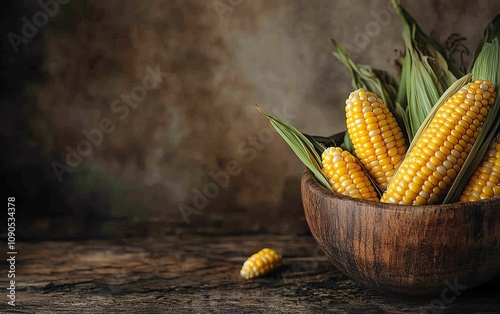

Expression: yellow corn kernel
xmin=381 ymin=80 xmax=496 ymax=205
xmin=240 ymin=248 xmax=282 ymax=279
xmin=345 ymin=89 xmax=407 ymax=190
xmin=460 ymin=137 xmax=500 ymax=202
xmin=322 ymin=147 xmax=379 ymax=201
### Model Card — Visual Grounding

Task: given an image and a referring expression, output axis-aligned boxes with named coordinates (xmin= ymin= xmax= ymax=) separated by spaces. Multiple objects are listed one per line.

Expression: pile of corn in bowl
xmin=258 ymin=0 xmax=500 ymax=206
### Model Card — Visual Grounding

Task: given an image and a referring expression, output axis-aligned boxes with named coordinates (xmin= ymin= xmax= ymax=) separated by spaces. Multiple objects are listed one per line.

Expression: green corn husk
xmin=306 ymin=132 xmax=346 ymax=150
xmin=331 ymin=39 xmax=404 ymax=152
xmin=256 ymin=106 xmax=332 ymax=191
xmin=392 ymin=0 xmax=462 ymax=80
xmin=304 ymin=134 xmax=334 ymax=154
xmin=331 ymin=39 xmax=399 ymax=114
xmin=340 ymin=131 xmax=355 ymax=154
xmin=392 ymin=0 xmax=461 ymax=142
xmin=444 ymin=39 xmax=500 ymax=203
xmin=468 ymin=13 xmax=500 ymax=71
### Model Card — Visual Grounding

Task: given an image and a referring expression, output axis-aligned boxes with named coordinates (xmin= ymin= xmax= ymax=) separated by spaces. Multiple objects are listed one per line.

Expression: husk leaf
xmin=256 ymin=105 xmax=333 ymax=191
xmin=392 ymin=0 xmax=460 ymax=141
xmin=468 ymin=13 xmax=500 ymax=71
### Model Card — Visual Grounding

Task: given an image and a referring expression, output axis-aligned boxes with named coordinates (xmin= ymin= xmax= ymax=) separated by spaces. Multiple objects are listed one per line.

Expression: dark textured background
xmin=2 ymin=0 xmax=499 ymax=240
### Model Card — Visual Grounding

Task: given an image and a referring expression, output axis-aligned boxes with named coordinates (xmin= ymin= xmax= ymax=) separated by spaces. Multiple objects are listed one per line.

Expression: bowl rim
xmin=302 ymin=168 xmax=500 ymax=212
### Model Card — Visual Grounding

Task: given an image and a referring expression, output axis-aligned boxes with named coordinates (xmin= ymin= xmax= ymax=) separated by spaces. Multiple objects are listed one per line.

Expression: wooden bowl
xmin=301 ymin=166 xmax=500 ymax=296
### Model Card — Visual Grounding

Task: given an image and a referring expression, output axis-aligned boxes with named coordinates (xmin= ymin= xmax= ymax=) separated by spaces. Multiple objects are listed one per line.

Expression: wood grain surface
xmin=1 ymin=234 xmax=499 ymax=313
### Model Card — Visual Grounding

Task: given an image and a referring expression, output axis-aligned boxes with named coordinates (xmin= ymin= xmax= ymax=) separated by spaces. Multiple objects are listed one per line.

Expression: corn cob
xmin=240 ymin=248 xmax=282 ymax=279
xmin=381 ymin=80 xmax=496 ymax=205
xmin=321 ymin=147 xmax=378 ymax=201
xmin=459 ymin=137 xmax=500 ymax=202
xmin=345 ymin=89 xmax=408 ymax=190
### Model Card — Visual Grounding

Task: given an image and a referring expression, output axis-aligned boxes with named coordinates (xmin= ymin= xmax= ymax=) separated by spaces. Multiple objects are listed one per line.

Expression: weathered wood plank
xmin=1 ymin=234 xmax=499 ymax=313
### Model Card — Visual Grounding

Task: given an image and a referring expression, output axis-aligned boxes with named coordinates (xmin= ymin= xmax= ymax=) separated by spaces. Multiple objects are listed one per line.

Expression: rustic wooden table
xmin=2 ymin=233 xmax=499 ymax=313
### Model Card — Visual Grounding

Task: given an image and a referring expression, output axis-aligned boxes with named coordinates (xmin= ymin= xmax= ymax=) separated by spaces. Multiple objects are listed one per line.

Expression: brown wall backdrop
xmin=3 ymin=0 xmax=499 ymax=239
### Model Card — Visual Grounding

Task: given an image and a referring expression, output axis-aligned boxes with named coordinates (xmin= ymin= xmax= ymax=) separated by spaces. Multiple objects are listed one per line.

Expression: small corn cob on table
xmin=321 ymin=147 xmax=378 ymax=201
xmin=240 ymin=248 xmax=282 ymax=279
xmin=381 ymin=80 xmax=496 ymax=205
xmin=460 ymin=137 xmax=500 ymax=202
xmin=345 ymin=89 xmax=407 ymax=190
